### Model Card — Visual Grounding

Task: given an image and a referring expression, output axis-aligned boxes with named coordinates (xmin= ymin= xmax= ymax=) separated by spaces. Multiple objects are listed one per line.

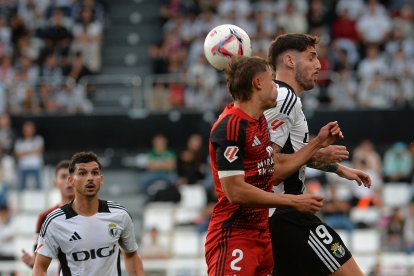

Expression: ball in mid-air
xmin=204 ymin=24 xmax=252 ymax=71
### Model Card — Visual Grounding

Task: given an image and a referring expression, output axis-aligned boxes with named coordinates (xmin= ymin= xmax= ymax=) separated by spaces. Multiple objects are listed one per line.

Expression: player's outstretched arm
xmin=32 ymin=254 xmax=51 ymax=276
xmin=221 ymin=174 xmax=323 ymax=212
xmin=336 ymin=164 xmax=372 ymax=188
xmin=124 ymin=251 xmax=144 ymax=276
xmin=273 ymin=121 xmax=343 ymax=185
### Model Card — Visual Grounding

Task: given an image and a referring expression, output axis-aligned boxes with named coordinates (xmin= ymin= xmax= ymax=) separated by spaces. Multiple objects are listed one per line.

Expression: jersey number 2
xmin=230 ymin=249 xmax=243 ymax=271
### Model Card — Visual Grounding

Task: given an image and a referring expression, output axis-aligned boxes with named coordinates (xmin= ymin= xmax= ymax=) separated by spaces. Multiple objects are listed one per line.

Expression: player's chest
xmin=56 ymin=216 xmax=124 ymax=255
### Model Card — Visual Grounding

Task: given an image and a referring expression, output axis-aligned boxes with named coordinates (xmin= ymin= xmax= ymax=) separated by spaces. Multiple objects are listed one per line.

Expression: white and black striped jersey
xmin=36 ymin=200 xmax=138 ymax=276
xmin=264 ymin=80 xmax=309 ymax=195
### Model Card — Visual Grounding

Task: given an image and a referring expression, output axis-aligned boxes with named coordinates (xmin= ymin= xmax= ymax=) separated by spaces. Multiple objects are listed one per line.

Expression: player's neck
xmin=59 ymin=196 xmax=74 ymax=206
xmin=275 ymin=72 xmax=302 ymax=96
xmin=234 ymin=101 xmax=263 ymax=120
xmin=72 ymin=196 xmax=99 ymax=216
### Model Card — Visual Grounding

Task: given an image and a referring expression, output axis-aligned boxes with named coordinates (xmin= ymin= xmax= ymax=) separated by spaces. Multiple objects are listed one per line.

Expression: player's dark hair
xmin=55 ymin=160 xmax=70 ymax=174
xmin=69 ymin=151 xmax=101 ymax=174
xmin=268 ymin=33 xmax=320 ymax=71
xmin=225 ymin=56 xmax=269 ymax=101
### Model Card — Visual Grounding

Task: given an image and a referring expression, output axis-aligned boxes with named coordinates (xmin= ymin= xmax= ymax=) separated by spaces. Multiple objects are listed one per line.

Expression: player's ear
xmin=252 ymin=75 xmax=262 ymax=90
xmin=283 ymin=53 xmax=294 ymax=69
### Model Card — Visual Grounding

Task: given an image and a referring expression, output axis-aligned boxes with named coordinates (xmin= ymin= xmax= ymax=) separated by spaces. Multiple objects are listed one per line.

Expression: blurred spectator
xmin=37 ymin=83 xmax=58 ymax=113
xmin=356 ymin=0 xmax=392 ymax=46
xmin=327 ymin=65 xmax=358 ymax=110
xmin=383 ymin=207 xmax=405 ymax=251
xmin=307 ymin=0 xmax=329 ymax=35
xmin=185 ymin=54 xmax=220 ymax=111
xmin=0 ymin=113 xmax=15 ymax=155
xmin=331 ymin=7 xmax=359 ymax=44
xmin=276 ymin=2 xmax=308 ymax=34
xmin=357 ymin=44 xmax=388 ymax=81
xmin=194 ymin=183 xmax=217 ymax=234
xmin=383 ymin=142 xmax=413 ymax=183
xmin=55 ymin=80 xmax=93 ymax=114
xmin=39 ymin=53 xmax=64 ymax=84
xmin=71 ymin=7 xmax=103 ymax=72
xmin=176 ymin=133 xmax=206 ymax=186
xmin=140 ymin=227 xmax=170 ymax=259
xmin=36 ymin=7 xmax=73 ymax=54
xmin=358 ymin=72 xmax=393 ymax=109
xmin=335 ymin=0 xmax=365 ymax=20
xmin=17 ymin=0 xmax=48 ymax=31
xmin=148 ymin=80 xmax=171 ymax=112
xmin=352 ymin=139 xmax=382 ymax=175
xmin=0 ymin=204 xmax=16 ymax=271
xmin=0 ymin=147 xmax=16 ymax=208
xmin=142 ymin=133 xmax=178 ymax=197
xmin=404 ymin=198 xmax=414 ymax=254
xmin=14 ymin=120 xmax=44 ymax=190
xmin=62 ymin=51 xmax=93 ymax=82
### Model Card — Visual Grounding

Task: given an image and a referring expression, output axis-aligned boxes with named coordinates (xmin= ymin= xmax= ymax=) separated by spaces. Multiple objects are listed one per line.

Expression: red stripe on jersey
xmin=227 ymin=115 xmax=240 ymax=141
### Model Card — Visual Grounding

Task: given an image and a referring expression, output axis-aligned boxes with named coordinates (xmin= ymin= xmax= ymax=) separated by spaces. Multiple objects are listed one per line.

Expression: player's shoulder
xmin=39 ymin=207 xmax=66 ymax=237
xmin=211 ymin=105 xmax=250 ymax=140
xmin=275 ymin=80 xmax=299 ymax=115
xmin=105 ymin=200 xmax=133 ymax=219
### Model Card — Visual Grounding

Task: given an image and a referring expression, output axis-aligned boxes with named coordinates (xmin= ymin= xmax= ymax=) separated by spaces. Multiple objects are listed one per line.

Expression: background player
xmin=205 ymin=55 xmax=344 ymax=275
xmin=266 ymin=33 xmax=371 ymax=276
xmin=33 ymin=151 xmax=144 ymax=276
xmin=21 ymin=160 xmax=73 ymax=268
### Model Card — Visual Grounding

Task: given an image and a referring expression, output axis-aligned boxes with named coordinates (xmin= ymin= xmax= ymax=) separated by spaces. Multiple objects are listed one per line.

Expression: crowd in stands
xmin=0 ymin=0 xmax=107 ymax=115
xmin=149 ymin=0 xmax=414 ymax=112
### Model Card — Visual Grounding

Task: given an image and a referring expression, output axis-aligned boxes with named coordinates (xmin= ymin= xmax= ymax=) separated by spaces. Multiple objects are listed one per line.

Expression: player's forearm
xmin=124 ymin=251 xmax=144 ymax=276
xmin=222 ymin=176 xmax=304 ymax=208
xmin=32 ymin=266 xmax=47 ymax=276
xmin=307 ymin=161 xmax=339 ymax=173
xmin=273 ymin=139 xmax=322 ymax=184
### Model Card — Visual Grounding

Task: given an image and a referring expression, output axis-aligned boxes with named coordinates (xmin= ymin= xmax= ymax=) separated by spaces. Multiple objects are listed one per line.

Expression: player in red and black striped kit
xmin=204 ymin=55 xmax=344 ymax=276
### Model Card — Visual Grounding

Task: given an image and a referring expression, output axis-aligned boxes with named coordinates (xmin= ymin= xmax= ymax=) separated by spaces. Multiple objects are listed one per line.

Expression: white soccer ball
xmin=204 ymin=24 xmax=252 ymax=71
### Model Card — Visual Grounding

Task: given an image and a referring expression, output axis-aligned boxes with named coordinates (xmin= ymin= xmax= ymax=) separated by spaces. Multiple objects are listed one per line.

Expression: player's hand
xmin=292 ymin=194 xmax=324 ymax=213
xmin=21 ymin=249 xmax=35 ymax=268
xmin=315 ymin=121 xmax=344 ymax=148
xmin=337 ymin=165 xmax=372 ymax=188
xmin=315 ymin=145 xmax=349 ymax=163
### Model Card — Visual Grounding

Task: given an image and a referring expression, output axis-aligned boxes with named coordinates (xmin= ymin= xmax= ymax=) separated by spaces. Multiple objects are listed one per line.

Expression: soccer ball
xmin=204 ymin=24 xmax=252 ymax=71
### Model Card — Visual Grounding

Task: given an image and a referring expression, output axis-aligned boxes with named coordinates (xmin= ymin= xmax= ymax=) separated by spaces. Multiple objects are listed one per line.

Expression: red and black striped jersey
xmin=208 ymin=103 xmax=274 ymax=230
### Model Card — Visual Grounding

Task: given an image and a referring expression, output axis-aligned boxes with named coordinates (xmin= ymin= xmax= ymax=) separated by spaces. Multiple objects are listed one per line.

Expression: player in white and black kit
xmin=33 ymin=151 xmax=144 ymax=276
xmin=265 ymin=33 xmax=371 ymax=276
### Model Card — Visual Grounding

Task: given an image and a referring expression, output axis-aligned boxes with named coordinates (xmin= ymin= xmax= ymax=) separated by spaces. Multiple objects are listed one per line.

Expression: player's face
xmin=258 ymin=67 xmax=278 ymax=110
xmin=69 ymin=162 xmax=103 ymax=198
xmin=294 ymin=47 xmax=321 ymax=91
xmin=54 ymin=168 xmax=74 ymax=200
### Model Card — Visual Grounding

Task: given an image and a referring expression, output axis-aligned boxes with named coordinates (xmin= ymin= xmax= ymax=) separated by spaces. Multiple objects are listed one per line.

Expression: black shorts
xmin=269 ymin=208 xmax=352 ymax=276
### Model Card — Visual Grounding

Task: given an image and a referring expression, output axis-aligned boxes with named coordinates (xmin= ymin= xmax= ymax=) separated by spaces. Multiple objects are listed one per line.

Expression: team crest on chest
xmin=108 ymin=223 xmax=121 ymax=238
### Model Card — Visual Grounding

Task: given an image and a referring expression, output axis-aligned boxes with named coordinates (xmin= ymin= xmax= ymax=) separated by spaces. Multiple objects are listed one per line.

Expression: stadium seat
xmin=14 ymin=214 xmax=38 ymax=236
xmin=351 ymin=229 xmax=380 ymax=254
xmin=350 ymin=207 xmax=380 ymax=226
xmin=20 ymin=190 xmax=48 ymax=213
xmin=143 ymin=202 xmax=175 ymax=233
xmin=335 ymin=230 xmax=351 ymax=248
xmin=382 ymin=183 xmax=412 ymax=208
xmin=170 ymin=229 xmax=200 ymax=257
xmin=178 ymin=184 xmax=207 ymax=210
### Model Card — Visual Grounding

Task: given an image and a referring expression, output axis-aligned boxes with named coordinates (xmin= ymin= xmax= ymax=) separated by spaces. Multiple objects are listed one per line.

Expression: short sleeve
xmin=119 ymin=212 xmax=139 ymax=253
xmin=36 ymin=224 xmax=59 ymax=258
